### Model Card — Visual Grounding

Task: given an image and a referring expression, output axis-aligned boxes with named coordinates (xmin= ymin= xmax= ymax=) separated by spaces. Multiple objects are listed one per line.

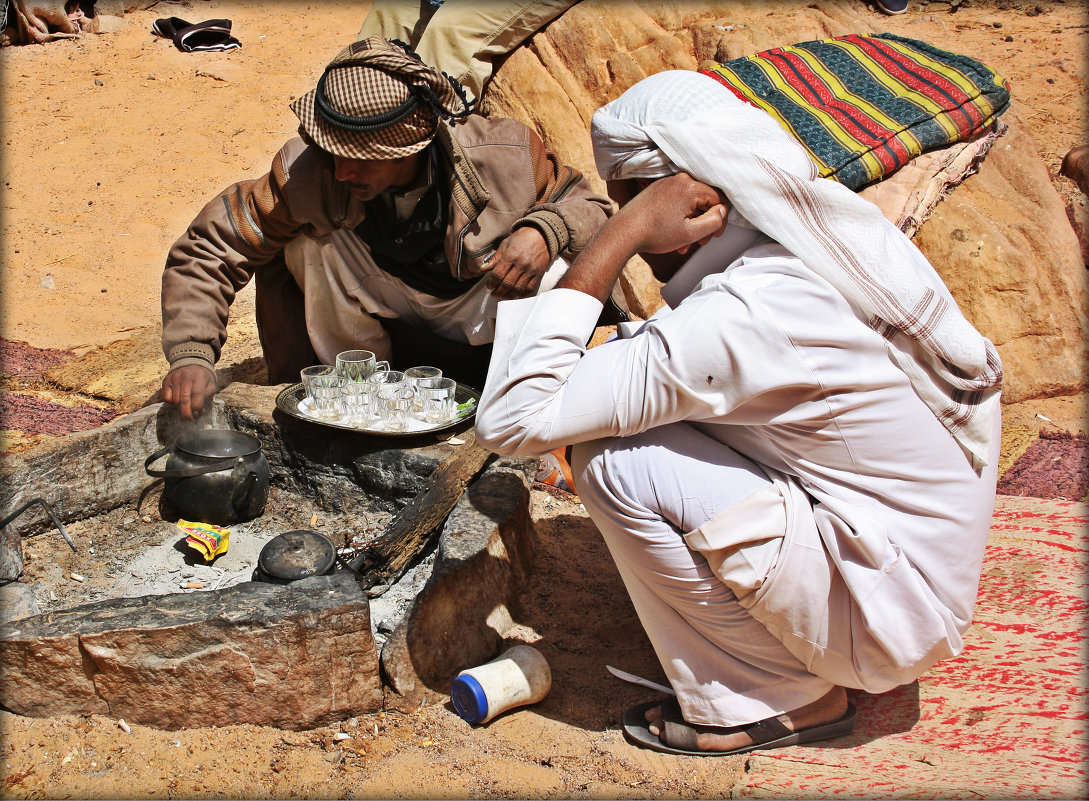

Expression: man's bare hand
xmin=618 ymin=173 xmax=729 ymax=256
xmin=557 ymin=173 xmax=730 ymax=303
xmin=161 ymin=364 xmax=217 ymax=421
xmin=484 ymin=227 xmax=552 ymax=300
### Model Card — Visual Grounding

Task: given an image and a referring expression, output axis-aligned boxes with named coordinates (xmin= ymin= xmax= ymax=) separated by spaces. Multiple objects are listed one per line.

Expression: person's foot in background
xmin=874 ymin=0 xmax=909 ymax=13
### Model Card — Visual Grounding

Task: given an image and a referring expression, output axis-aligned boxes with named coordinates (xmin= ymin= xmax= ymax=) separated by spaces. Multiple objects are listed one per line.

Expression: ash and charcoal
xmin=12 ymin=482 xmax=426 ymax=645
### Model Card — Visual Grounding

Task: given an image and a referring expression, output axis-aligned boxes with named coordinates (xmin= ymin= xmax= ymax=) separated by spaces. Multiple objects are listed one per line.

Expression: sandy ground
xmin=1 ymin=0 xmax=1087 ymax=798
xmin=1 ymin=0 xmax=1086 ymax=356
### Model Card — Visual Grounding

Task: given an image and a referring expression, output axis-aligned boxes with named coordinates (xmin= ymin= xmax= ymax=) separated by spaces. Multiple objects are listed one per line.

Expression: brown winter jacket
xmin=162 ymin=115 xmax=612 ymax=370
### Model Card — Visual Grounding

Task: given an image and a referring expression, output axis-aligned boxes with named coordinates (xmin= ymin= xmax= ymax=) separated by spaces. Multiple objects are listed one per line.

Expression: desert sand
xmin=1 ymin=1 xmax=1086 ymax=798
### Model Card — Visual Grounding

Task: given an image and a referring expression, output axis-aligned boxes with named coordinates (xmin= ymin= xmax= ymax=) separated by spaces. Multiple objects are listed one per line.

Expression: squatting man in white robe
xmin=475 ymin=71 xmax=1003 ymax=756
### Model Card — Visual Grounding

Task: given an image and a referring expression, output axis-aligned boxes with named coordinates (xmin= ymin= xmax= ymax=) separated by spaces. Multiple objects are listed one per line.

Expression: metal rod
xmin=0 ymin=498 xmax=78 ymax=553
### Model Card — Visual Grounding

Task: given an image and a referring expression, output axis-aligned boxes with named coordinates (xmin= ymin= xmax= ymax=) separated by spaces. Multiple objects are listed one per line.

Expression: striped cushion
xmin=699 ymin=33 xmax=1011 ymax=190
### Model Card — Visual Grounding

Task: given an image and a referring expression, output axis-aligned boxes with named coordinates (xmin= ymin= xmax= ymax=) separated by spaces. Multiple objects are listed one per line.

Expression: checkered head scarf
xmin=291 ymin=37 xmax=473 ymax=160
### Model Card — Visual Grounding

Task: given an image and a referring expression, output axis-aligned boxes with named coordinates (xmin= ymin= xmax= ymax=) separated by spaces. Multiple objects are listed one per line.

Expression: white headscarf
xmin=592 ymin=71 xmax=1002 ymax=470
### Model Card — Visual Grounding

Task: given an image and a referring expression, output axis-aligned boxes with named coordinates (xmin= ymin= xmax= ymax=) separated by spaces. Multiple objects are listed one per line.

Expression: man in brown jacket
xmin=160 ymin=37 xmax=612 ymax=420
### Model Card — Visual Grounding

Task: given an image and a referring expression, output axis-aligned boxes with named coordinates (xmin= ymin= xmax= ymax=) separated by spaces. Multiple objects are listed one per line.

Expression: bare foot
xmin=646 ymin=686 xmax=849 ymax=752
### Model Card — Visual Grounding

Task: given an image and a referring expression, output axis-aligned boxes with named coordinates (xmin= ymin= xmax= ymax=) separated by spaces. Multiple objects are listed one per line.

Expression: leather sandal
xmin=622 ymin=697 xmax=857 ymax=756
xmin=152 ymin=17 xmax=241 ymax=53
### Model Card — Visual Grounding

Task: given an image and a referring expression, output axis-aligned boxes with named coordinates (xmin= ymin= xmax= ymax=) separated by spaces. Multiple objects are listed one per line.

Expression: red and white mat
xmin=739 ymin=495 xmax=1088 ymax=799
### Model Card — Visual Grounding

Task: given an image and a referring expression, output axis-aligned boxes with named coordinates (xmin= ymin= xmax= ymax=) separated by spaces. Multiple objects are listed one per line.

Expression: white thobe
xmin=475 ymin=239 xmax=1000 ymax=727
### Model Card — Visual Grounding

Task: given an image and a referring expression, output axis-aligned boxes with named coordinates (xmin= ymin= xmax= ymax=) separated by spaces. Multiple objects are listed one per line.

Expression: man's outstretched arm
xmin=161 ymin=140 xmax=313 ymax=419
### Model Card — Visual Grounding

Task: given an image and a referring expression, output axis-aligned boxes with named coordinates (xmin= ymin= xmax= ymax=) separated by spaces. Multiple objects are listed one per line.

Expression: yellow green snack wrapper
xmin=178 ymin=520 xmax=230 ymax=562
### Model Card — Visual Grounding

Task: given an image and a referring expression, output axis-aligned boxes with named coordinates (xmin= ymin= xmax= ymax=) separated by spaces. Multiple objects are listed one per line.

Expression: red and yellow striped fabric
xmin=699 ymin=33 xmax=1010 ymax=190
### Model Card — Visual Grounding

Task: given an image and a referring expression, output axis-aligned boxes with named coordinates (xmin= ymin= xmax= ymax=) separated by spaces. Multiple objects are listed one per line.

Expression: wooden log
xmin=348 ymin=433 xmax=492 ymax=591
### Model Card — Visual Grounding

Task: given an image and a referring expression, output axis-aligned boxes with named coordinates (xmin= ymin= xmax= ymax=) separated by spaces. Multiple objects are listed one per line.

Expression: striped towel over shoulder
xmin=699 ymin=33 xmax=1010 ymax=190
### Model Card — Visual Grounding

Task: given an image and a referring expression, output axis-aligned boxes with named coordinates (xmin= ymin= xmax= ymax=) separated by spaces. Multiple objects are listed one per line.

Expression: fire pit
xmin=0 ymin=383 xmax=536 ymax=730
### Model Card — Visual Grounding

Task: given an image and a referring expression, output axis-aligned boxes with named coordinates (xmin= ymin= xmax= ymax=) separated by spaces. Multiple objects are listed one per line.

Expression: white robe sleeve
xmin=475 ymin=280 xmax=805 ymax=457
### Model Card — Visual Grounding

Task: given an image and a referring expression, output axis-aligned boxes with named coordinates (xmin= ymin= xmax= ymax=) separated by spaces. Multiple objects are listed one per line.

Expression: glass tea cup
xmin=300 ymin=365 xmax=339 ymax=407
xmin=340 ymin=380 xmax=377 ymax=427
xmin=308 ymin=378 xmax=345 ymax=421
xmin=404 ymin=365 xmax=442 ymax=386
xmin=377 ymin=386 xmax=414 ymax=432
xmin=363 ymin=369 xmax=406 ymax=396
xmin=404 ymin=366 xmax=443 ymax=411
xmin=417 ymin=377 xmax=458 ymax=424
xmin=335 ymin=349 xmax=390 ymax=384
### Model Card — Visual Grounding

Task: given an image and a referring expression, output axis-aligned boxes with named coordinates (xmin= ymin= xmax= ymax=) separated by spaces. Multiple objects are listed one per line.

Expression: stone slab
xmin=0 ymin=583 xmax=39 ymax=624
xmin=381 ymin=462 xmax=536 ymax=712
xmin=0 ymin=573 xmax=381 ymax=730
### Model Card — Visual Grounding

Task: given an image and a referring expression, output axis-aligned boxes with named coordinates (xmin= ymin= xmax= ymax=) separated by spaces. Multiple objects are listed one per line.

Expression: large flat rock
xmin=0 ymin=574 xmax=381 ymax=730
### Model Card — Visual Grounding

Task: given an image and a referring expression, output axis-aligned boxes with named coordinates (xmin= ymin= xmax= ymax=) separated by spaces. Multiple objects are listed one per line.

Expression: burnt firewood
xmin=347 ymin=433 xmax=492 ymax=591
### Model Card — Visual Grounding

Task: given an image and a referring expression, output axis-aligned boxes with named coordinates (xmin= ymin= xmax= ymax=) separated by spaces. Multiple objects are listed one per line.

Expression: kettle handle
xmin=144 ymin=444 xmax=237 ymax=479
xmin=230 ymin=470 xmax=262 ymax=518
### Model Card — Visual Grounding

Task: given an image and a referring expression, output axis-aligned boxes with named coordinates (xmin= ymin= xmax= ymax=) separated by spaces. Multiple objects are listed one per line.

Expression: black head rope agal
xmin=314 ymin=40 xmax=477 ymax=134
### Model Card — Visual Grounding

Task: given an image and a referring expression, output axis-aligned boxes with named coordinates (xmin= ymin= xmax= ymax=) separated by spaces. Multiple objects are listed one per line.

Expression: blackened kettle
xmin=144 ymin=429 xmax=269 ymax=525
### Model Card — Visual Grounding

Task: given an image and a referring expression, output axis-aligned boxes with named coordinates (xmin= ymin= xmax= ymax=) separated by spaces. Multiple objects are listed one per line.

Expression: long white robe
xmin=476 ymin=67 xmax=1001 ymax=728
xmin=475 ymin=235 xmax=1000 ymax=725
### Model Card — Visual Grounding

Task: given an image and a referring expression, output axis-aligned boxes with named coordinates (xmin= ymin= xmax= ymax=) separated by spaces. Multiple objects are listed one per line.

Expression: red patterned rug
xmin=997 ymin=432 xmax=1089 ymax=502
xmin=738 ymin=496 xmax=1088 ymax=799
xmin=0 ymin=339 xmax=118 ymax=443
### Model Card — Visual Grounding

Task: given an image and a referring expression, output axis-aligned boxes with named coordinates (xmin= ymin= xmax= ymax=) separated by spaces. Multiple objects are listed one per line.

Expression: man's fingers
xmin=485 ymin=258 xmax=510 ymax=289
xmin=493 ymin=266 xmax=539 ymax=299
xmin=162 ymin=365 xmax=215 ymax=420
xmin=691 ymin=203 xmax=729 ymax=239
xmin=619 ymin=172 xmax=732 ymax=255
xmin=179 ymin=391 xmax=194 ymax=421
xmin=189 ymin=394 xmax=205 ymax=419
xmin=487 ymin=258 xmax=524 ymax=297
xmin=675 ymin=204 xmax=728 ymax=255
xmin=492 ymin=280 xmax=517 ymax=299
xmin=486 ymin=229 xmax=550 ymax=298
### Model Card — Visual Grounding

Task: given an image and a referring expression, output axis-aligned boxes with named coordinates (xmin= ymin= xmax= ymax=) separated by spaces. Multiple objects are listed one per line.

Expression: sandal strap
xmin=744 ymin=714 xmax=792 ymax=743
xmin=662 ymin=709 xmax=793 ymax=752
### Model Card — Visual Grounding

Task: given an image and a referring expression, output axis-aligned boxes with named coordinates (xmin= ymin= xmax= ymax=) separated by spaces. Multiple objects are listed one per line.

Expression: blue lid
xmin=450 ymin=673 xmax=488 ymax=724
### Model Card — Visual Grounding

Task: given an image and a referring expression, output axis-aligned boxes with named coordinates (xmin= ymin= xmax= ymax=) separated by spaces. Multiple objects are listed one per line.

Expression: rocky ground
xmin=1 ymin=0 xmax=1087 ymax=798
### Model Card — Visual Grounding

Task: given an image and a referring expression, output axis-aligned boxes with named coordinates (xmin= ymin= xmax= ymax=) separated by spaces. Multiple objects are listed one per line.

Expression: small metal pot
xmin=145 ymin=429 xmax=269 ymax=525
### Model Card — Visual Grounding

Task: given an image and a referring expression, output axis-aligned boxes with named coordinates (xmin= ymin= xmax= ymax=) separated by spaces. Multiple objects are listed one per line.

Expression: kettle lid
xmin=257 ymin=530 xmax=337 ymax=582
xmin=176 ymin=429 xmax=261 ymax=459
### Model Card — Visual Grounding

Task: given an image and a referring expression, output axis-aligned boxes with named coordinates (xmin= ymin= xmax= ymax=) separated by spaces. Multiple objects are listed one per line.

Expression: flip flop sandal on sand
xmin=152 ymin=17 xmax=241 ymax=53
xmin=151 ymin=17 xmax=188 ymax=39
xmin=622 ymin=698 xmax=858 ymax=756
